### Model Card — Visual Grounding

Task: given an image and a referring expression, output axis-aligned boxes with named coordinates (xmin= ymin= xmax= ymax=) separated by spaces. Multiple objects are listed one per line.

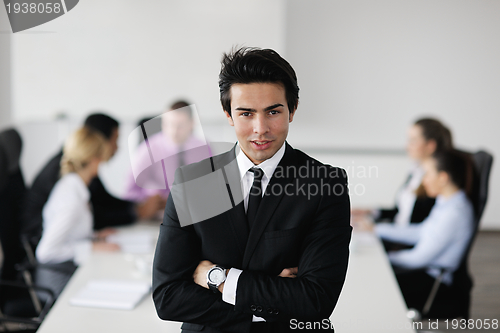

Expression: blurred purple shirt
xmin=124 ymin=132 xmax=210 ymax=202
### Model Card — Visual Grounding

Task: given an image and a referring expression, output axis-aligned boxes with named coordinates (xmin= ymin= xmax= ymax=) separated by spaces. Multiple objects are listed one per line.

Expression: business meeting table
xmin=37 ymin=222 xmax=416 ymax=333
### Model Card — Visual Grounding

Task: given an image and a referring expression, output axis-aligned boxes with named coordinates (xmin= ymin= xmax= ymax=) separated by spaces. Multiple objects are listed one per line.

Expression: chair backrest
xmin=0 ymin=128 xmax=27 ymax=281
xmin=0 ymin=143 xmax=8 ymax=192
xmin=453 ymin=150 xmax=493 ymax=288
xmin=0 ymin=144 xmax=7 ymax=277
xmin=0 ymin=144 xmax=7 ymax=280
xmin=0 ymin=129 xmax=23 ymax=174
xmin=471 ymin=151 xmax=494 ymax=224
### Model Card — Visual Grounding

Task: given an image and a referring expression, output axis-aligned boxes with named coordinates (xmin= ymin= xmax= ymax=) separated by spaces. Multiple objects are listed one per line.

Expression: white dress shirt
xmin=392 ymin=164 xmax=425 ymax=226
xmin=36 ymin=173 xmax=93 ymax=265
xmin=222 ymin=142 xmax=286 ymax=322
xmin=375 ymin=190 xmax=474 ymax=285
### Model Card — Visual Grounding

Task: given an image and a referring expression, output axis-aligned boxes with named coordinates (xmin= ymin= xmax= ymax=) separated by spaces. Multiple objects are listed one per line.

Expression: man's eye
xmin=269 ymin=110 xmax=280 ymax=115
xmin=241 ymin=112 xmax=251 ymax=117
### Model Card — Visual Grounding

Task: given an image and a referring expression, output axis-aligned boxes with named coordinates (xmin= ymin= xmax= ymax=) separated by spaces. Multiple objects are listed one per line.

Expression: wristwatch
xmin=207 ymin=265 xmax=226 ymax=293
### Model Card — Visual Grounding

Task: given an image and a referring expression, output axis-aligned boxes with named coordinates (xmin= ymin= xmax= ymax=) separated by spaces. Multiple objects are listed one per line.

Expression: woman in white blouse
xmin=36 ymin=126 xmax=120 ymax=265
xmin=375 ymin=149 xmax=475 ymax=312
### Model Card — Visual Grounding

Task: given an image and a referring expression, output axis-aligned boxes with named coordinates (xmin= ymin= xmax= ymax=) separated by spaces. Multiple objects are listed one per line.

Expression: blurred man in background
xmin=124 ymin=101 xmax=209 ymax=215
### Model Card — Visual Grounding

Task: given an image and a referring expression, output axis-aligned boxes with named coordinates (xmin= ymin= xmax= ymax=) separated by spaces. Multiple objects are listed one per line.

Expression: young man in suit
xmin=153 ymin=47 xmax=352 ymax=332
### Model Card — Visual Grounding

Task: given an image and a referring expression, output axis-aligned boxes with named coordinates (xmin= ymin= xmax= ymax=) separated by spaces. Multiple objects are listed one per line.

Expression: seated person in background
xmin=22 ymin=113 xmax=159 ymax=248
xmin=36 ymin=127 xmax=120 ymax=265
xmin=375 ymin=149 xmax=475 ymax=311
xmin=124 ymin=101 xmax=209 ymax=211
xmin=353 ymin=118 xmax=453 ymax=226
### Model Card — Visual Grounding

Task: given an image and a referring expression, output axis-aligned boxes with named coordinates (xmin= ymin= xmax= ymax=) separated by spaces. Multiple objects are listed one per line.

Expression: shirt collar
xmin=67 ymin=173 xmax=91 ymax=201
xmin=236 ymin=142 xmax=286 ymax=180
xmin=436 ymin=189 xmax=466 ymax=206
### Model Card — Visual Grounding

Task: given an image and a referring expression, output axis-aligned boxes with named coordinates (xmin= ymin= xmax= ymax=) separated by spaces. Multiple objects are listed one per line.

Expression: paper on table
xmin=69 ymin=279 xmax=151 ymax=310
xmin=106 ymin=231 xmax=154 ymax=254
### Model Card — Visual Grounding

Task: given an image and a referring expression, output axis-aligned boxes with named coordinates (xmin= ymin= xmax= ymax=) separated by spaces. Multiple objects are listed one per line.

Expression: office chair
xmin=0 ymin=241 xmax=54 ymax=332
xmin=0 ymin=128 xmax=26 ymax=282
xmin=420 ymin=150 xmax=494 ymax=319
xmin=0 ymin=129 xmax=55 ymax=331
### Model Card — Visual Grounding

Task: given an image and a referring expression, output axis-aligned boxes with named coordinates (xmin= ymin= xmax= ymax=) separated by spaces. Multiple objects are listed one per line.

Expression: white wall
xmin=286 ymin=0 xmax=500 ymax=229
xmin=0 ymin=7 xmax=11 ymax=128
xmin=5 ymin=0 xmax=500 ymax=228
xmin=11 ymin=0 xmax=286 ymax=123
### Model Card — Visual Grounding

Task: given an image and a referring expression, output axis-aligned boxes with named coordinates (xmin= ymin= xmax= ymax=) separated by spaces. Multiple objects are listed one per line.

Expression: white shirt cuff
xmin=222 ymin=268 xmax=241 ymax=305
xmin=222 ymin=268 xmax=265 ymax=322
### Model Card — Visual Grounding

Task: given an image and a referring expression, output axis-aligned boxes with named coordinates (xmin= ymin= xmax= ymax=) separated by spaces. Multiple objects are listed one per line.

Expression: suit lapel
xmin=226 ymin=201 xmax=249 ymax=259
xmin=242 ymin=143 xmax=296 ymax=269
xmin=211 ymin=144 xmax=249 ymax=260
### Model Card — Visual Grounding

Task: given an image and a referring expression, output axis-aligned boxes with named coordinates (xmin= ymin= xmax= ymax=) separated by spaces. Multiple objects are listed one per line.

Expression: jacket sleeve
xmin=152 ymin=168 xmax=253 ymax=333
xmin=234 ymin=171 xmax=352 ymax=322
xmin=89 ymin=177 xmax=136 ymax=230
xmin=375 ymin=207 xmax=398 ymax=222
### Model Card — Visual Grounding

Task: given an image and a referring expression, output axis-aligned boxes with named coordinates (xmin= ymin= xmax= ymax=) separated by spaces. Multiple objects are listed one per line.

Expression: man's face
xmin=162 ymin=110 xmax=194 ymax=145
xmin=225 ymin=82 xmax=295 ymax=165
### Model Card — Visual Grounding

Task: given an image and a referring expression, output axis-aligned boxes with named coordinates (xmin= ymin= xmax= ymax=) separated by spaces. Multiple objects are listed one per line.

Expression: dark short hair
xmin=219 ymin=47 xmax=299 ymax=116
xmin=433 ymin=149 xmax=474 ymax=197
xmin=168 ymin=100 xmax=192 ymax=118
xmin=414 ymin=118 xmax=453 ymax=152
xmin=84 ymin=113 xmax=119 ymax=139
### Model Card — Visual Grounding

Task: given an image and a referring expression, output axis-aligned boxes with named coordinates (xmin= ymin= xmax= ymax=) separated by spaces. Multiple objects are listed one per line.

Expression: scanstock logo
xmin=3 ymin=0 xmax=79 ymax=33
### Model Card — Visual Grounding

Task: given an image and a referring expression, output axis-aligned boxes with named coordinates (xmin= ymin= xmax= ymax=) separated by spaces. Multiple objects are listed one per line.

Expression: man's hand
xmin=193 ymin=260 xmax=215 ymax=290
xmin=279 ymin=267 xmax=298 ymax=278
xmin=194 ymin=261 xmax=228 ymax=293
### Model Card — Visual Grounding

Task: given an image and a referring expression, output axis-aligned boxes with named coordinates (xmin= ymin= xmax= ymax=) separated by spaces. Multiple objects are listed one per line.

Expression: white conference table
xmin=37 ymin=224 xmax=416 ymax=333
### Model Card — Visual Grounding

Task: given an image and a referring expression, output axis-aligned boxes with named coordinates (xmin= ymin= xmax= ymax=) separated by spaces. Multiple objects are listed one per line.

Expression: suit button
xmin=250 ymin=305 xmax=257 ymax=312
xmin=267 ymin=308 xmax=273 ymax=314
xmin=273 ymin=309 xmax=279 ymax=315
xmin=256 ymin=306 xmax=263 ymax=313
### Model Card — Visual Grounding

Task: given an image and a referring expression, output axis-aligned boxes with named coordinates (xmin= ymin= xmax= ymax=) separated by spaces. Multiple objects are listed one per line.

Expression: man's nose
xmin=253 ymin=114 xmax=269 ymax=135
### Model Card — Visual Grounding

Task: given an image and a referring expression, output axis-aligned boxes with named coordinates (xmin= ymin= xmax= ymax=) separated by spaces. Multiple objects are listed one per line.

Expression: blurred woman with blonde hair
xmin=36 ymin=126 xmax=119 ymax=266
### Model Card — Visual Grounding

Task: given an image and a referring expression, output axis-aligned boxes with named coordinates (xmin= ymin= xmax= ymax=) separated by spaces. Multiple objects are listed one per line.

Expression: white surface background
xmin=0 ymin=0 xmax=498 ymax=228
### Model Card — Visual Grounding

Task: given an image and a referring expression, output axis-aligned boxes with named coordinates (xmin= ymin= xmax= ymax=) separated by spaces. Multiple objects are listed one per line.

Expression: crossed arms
xmin=152 ymin=172 xmax=351 ymax=333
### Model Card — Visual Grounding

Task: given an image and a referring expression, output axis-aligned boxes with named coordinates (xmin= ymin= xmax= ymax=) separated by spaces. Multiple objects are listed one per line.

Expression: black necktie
xmin=247 ymin=167 xmax=264 ymax=228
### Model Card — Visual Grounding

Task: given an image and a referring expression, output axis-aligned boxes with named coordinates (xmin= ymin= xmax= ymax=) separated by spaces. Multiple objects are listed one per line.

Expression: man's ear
xmin=224 ymin=110 xmax=234 ymax=126
xmin=289 ymin=108 xmax=296 ymax=123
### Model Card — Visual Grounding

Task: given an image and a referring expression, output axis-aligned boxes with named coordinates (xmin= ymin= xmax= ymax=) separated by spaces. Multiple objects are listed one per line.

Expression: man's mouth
xmin=250 ymin=140 xmax=273 ymax=150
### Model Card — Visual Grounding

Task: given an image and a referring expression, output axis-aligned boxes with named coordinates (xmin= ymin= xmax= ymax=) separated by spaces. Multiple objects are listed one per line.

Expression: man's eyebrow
xmin=235 ymin=107 xmax=256 ymax=112
xmin=234 ymin=104 xmax=284 ymax=112
xmin=264 ymin=103 xmax=284 ymax=111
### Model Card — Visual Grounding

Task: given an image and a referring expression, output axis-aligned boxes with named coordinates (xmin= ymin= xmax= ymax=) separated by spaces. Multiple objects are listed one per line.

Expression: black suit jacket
xmin=22 ymin=151 xmax=136 ymax=245
xmin=152 ymin=143 xmax=351 ymax=333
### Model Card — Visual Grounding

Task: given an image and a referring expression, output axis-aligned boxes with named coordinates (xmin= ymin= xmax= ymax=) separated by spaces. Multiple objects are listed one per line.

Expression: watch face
xmin=209 ymin=268 xmax=225 ymax=284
